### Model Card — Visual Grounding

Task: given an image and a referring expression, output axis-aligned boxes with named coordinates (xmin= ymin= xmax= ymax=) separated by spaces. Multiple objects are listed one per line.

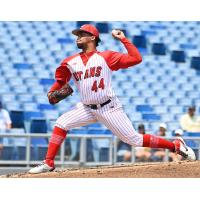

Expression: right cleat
xmin=173 ymin=137 xmax=196 ymax=161
xmin=29 ymin=161 xmax=55 ymax=174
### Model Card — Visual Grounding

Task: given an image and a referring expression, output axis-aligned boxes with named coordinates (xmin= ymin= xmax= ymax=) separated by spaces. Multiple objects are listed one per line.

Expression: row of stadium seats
xmin=1 ymin=21 xmax=200 ymax=137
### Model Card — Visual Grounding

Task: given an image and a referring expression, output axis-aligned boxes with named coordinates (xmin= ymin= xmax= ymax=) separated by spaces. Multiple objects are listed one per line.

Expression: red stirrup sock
xmin=45 ymin=126 xmax=67 ymax=167
xmin=143 ymin=134 xmax=175 ymax=151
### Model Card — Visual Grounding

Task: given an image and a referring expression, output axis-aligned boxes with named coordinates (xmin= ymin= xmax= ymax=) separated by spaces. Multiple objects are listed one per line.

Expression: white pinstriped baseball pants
xmin=55 ymin=97 xmax=143 ymax=147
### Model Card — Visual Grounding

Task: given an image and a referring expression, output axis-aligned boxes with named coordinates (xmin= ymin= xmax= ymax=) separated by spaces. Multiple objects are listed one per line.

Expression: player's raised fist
xmin=111 ymin=29 xmax=125 ymax=40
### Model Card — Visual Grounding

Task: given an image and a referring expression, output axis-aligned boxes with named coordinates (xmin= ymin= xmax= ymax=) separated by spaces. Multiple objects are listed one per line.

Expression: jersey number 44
xmin=91 ymin=78 xmax=105 ymax=92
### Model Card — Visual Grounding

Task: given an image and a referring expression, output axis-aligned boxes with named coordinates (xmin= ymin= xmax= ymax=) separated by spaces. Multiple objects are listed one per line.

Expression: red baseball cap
xmin=72 ymin=24 xmax=101 ymax=41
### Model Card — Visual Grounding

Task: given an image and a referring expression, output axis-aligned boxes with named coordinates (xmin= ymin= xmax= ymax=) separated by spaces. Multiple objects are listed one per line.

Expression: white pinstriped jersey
xmin=67 ymin=53 xmax=115 ymax=105
xmin=53 ymin=38 xmax=144 ymax=147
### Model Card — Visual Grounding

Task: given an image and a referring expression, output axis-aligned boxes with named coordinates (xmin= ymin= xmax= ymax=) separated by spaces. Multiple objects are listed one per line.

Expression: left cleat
xmin=173 ymin=137 xmax=196 ymax=161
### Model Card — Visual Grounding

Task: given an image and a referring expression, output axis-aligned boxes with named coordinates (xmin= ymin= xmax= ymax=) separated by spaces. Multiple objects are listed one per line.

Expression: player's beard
xmin=77 ymin=43 xmax=84 ymax=49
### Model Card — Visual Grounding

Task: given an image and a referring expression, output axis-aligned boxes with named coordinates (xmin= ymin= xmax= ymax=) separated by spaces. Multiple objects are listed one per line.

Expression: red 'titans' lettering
xmin=95 ymin=66 xmax=102 ymax=77
xmin=90 ymin=67 xmax=96 ymax=77
xmin=73 ymin=71 xmax=83 ymax=81
xmin=74 ymin=66 xmax=102 ymax=81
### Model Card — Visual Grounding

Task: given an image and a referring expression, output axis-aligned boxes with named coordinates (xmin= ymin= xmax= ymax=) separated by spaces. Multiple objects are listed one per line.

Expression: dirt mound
xmin=2 ymin=161 xmax=200 ymax=178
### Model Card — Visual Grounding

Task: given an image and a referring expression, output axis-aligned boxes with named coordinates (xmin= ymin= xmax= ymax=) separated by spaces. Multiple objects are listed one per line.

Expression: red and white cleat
xmin=29 ymin=160 xmax=55 ymax=174
xmin=173 ymin=137 xmax=196 ymax=161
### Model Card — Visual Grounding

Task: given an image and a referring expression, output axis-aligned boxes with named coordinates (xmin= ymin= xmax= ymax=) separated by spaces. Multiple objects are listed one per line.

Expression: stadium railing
xmin=0 ymin=134 xmax=199 ymax=168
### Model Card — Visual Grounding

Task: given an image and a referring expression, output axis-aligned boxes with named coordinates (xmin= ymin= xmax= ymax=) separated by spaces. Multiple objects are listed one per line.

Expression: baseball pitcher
xmin=29 ymin=24 xmax=195 ymax=174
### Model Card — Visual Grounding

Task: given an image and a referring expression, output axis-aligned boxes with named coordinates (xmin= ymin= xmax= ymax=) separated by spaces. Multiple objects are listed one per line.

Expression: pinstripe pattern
xmin=56 ymin=53 xmax=143 ymax=147
xmin=56 ymin=98 xmax=143 ymax=147
xmin=67 ymin=53 xmax=115 ymax=105
xmin=93 ymin=98 xmax=143 ymax=146
xmin=56 ymin=102 xmax=97 ymax=130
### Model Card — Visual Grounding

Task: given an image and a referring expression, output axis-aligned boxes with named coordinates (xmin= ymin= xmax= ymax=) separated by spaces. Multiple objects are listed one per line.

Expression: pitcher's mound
xmin=2 ymin=161 xmax=200 ymax=178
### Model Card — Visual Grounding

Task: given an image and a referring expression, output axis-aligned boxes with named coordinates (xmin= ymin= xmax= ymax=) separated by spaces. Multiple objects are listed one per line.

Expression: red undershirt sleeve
xmin=102 ymin=37 xmax=142 ymax=71
xmin=49 ymin=58 xmax=72 ymax=92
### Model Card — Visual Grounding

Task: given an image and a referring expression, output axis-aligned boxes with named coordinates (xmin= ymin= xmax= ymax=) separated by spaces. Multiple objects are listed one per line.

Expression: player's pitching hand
xmin=111 ymin=29 xmax=125 ymax=40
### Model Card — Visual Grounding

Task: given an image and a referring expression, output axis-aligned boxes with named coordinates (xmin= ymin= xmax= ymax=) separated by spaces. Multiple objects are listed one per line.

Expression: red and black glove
xmin=48 ymin=83 xmax=73 ymax=105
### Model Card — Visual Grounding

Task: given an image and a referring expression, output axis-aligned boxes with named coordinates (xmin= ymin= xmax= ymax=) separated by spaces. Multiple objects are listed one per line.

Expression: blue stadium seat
xmin=87 ymin=129 xmax=106 ymax=135
xmin=161 ymin=97 xmax=178 ymax=106
xmin=17 ymin=94 xmax=33 ymax=102
xmin=29 ymin=86 xmax=44 ymax=94
xmin=167 ymin=122 xmax=179 ymax=131
xmin=191 ymin=56 xmax=200 ymax=71
xmin=30 ymin=119 xmax=48 ymax=133
xmin=147 ymin=97 xmax=161 ymax=106
xmin=3 ymin=69 xmax=18 ymax=78
xmin=57 ymin=38 xmax=73 ymax=44
xmin=31 ymin=138 xmax=48 ymax=146
xmin=141 ymin=90 xmax=155 ymax=98
xmin=142 ymin=113 xmax=161 ymax=121
xmin=142 ymin=30 xmax=157 ymax=36
xmin=103 ymin=130 xmax=112 ymax=135
xmin=171 ymin=50 xmax=186 ymax=62
xmin=155 ymin=90 xmax=170 ymax=98
xmin=170 ymin=90 xmax=186 ymax=98
xmin=1 ymin=94 xmax=16 ymax=102
xmin=186 ymin=91 xmax=200 ymax=98
xmin=0 ymin=146 xmax=15 ymax=160
xmin=0 ymin=85 xmax=11 ymax=94
xmin=135 ymin=83 xmax=149 ymax=91
xmin=37 ymin=145 xmax=48 ymax=160
xmin=136 ymin=105 xmax=154 ymax=113
xmin=69 ymin=129 xmax=88 ymax=135
xmin=13 ymin=63 xmax=32 ymax=69
xmin=6 ymin=128 xmax=26 ymax=146
xmin=35 ymin=70 xmax=51 ymax=78
xmin=6 ymin=102 xmax=22 ymax=111
xmin=132 ymin=35 xmax=147 ymax=48
xmin=114 ymin=89 xmax=125 ymax=96
xmin=86 ymin=139 xmax=94 ymax=162
xmin=86 ymin=123 xmax=102 ymax=129
xmin=161 ymin=114 xmax=175 ymax=122
xmin=24 ymin=78 xmax=39 ymax=86
xmin=18 ymin=69 xmax=34 ymax=78
xmin=10 ymin=110 xmax=24 ymax=128
xmin=152 ymin=43 xmax=166 ymax=55
xmin=76 ymin=21 xmax=92 ymax=27
xmin=180 ymin=43 xmax=197 ymax=50
xmin=8 ymin=78 xmax=23 ymax=86
xmin=132 ymin=97 xmax=146 ymax=105
xmin=168 ymin=106 xmax=183 ymax=114
xmin=28 ymin=146 xmax=37 ymax=160
xmin=48 ymin=120 xmax=56 ymax=131
xmin=24 ymin=111 xmax=43 ymax=120
xmin=12 ymin=86 xmax=28 ymax=93
xmin=149 ymin=83 xmax=164 ymax=90
xmin=179 ymin=83 xmax=196 ymax=91
xmin=39 ymin=78 xmax=55 ymax=85
xmin=150 ymin=24 xmax=167 ymax=30
xmin=129 ymin=113 xmax=142 ymax=122
xmin=38 ymin=104 xmax=55 ymax=110
xmin=177 ymin=98 xmax=193 ymax=106
xmin=43 ymin=110 xmax=59 ymax=120
xmin=120 ymin=97 xmax=132 ymax=105
xmin=99 ymin=147 xmax=109 ymax=162
xmin=16 ymin=146 xmax=26 ymax=160
xmin=23 ymin=103 xmax=38 ymax=111
xmin=150 ymin=122 xmax=162 ymax=133
xmin=154 ymin=106 xmax=168 ymax=114
xmin=2 ymin=21 xmax=200 ymax=137
xmin=96 ymin=22 xmax=109 ymax=33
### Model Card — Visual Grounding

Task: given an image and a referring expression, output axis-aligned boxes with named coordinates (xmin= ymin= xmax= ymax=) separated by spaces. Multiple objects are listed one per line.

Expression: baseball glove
xmin=48 ymin=83 xmax=73 ymax=105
